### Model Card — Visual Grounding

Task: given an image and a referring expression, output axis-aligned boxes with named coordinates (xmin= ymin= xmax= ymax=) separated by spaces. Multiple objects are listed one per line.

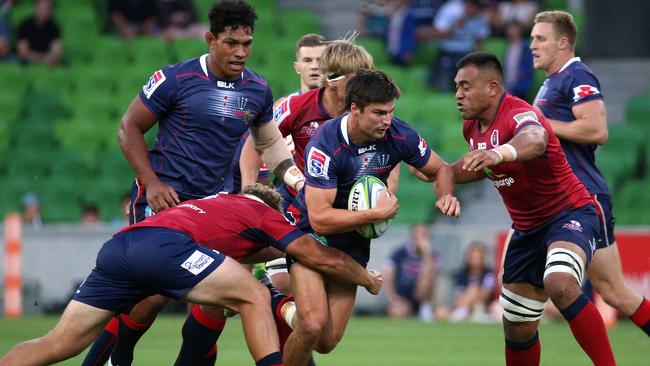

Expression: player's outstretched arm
xmin=118 ymin=95 xmax=180 ymax=212
xmin=414 ymin=151 xmax=460 ymax=217
xmin=286 ymin=235 xmax=382 ymax=294
xmin=306 ymin=185 xmax=398 ymax=235
xmin=240 ymin=134 xmax=263 ymax=188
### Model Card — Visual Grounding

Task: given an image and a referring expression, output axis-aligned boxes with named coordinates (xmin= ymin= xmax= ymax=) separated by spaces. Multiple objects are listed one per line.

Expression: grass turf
xmin=0 ymin=315 xmax=647 ymax=365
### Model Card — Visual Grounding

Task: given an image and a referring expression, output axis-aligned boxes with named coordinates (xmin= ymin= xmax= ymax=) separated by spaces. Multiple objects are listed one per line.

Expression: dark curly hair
xmin=240 ymin=183 xmax=283 ymax=213
xmin=208 ymin=0 xmax=257 ymax=35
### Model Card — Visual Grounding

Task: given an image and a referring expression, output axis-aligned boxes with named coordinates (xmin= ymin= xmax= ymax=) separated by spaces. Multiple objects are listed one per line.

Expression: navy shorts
xmin=129 ymin=179 xmax=196 ymax=224
xmin=592 ymin=194 xmax=616 ymax=248
xmin=73 ymin=227 xmax=225 ymax=314
xmin=503 ymin=204 xmax=600 ymax=289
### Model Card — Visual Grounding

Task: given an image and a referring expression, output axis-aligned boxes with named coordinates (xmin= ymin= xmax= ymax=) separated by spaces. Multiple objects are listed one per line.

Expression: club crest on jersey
xmin=490 ymin=130 xmax=499 ymax=147
xmin=238 ymin=96 xmax=248 ymax=110
xmin=300 ymin=121 xmax=320 ymax=136
xmin=417 ymin=135 xmax=427 ymax=156
xmin=217 ymin=80 xmax=235 ymax=89
xmin=562 ymin=220 xmax=583 ymax=232
xmin=377 ymin=153 xmax=390 ymax=166
xmin=143 ymin=70 xmax=166 ymax=99
xmin=181 ymin=250 xmax=215 ymax=275
xmin=307 ymin=146 xmax=330 ymax=179
xmin=572 ymin=85 xmax=600 ymax=102
xmin=513 ymin=111 xmax=539 ymax=127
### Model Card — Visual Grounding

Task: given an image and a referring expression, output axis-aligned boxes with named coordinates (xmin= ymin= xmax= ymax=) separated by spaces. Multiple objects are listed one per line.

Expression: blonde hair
xmin=240 ymin=183 xmax=282 ymax=212
xmin=534 ymin=11 xmax=577 ymax=50
xmin=319 ymin=38 xmax=374 ymax=85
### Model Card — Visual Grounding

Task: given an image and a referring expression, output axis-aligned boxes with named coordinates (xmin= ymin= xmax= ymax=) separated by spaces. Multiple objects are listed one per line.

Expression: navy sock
xmin=175 ymin=305 xmax=226 ymax=366
xmin=255 ymin=352 xmax=284 ymax=366
xmin=81 ymin=316 xmax=119 ymax=366
xmin=109 ymin=314 xmax=154 ymax=365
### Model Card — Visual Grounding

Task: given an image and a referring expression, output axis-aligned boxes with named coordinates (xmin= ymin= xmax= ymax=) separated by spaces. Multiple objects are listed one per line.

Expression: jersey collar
xmin=558 ymin=56 xmax=581 ymax=73
xmin=340 ymin=114 xmax=350 ymax=144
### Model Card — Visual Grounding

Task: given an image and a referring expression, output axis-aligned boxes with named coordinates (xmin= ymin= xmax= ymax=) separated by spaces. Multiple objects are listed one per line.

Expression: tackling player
xmin=531 ymin=10 xmax=650 ymax=336
xmin=83 ymin=1 xmax=305 ymax=365
xmin=452 ymin=51 xmax=615 ymax=365
xmin=281 ymin=69 xmax=460 ymax=366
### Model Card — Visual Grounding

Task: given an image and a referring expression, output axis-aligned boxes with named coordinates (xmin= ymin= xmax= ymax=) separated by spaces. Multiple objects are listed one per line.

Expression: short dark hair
xmin=208 ymin=0 xmax=257 ymax=35
xmin=456 ymin=51 xmax=503 ymax=81
xmin=344 ymin=69 xmax=401 ymax=111
xmin=295 ymin=33 xmax=327 ymax=54
xmin=240 ymin=183 xmax=283 ymax=212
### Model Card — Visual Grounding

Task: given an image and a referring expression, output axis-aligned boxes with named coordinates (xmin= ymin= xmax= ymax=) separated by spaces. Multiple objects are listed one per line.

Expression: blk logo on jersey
xmin=572 ymin=85 xmax=600 ymax=102
xmin=143 ymin=70 xmax=166 ymax=99
xmin=217 ymin=80 xmax=235 ymax=89
xmin=181 ymin=250 xmax=215 ymax=275
xmin=307 ymin=147 xmax=330 ymax=179
xmin=358 ymin=144 xmax=376 ymax=154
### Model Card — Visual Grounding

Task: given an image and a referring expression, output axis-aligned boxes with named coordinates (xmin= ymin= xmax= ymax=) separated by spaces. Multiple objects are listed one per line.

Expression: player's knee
xmin=543 ymin=248 xmax=584 ymax=304
xmin=296 ymin=313 xmax=327 ymax=343
xmin=314 ymin=331 xmax=343 ymax=354
xmin=499 ymin=288 xmax=545 ymax=323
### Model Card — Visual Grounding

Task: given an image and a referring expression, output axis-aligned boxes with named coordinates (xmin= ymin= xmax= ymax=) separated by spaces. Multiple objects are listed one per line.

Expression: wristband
xmin=502 ymin=143 xmax=518 ymax=161
xmin=491 ymin=148 xmax=504 ymax=163
xmin=283 ymin=166 xmax=306 ymax=190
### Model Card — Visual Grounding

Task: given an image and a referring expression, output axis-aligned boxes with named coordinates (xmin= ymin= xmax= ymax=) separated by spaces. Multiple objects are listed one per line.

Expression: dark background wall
xmin=583 ymin=0 xmax=650 ymax=57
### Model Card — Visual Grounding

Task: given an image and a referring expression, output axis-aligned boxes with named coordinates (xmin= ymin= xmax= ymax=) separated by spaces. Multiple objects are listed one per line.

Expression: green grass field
xmin=0 ymin=315 xmax=647 ymax=365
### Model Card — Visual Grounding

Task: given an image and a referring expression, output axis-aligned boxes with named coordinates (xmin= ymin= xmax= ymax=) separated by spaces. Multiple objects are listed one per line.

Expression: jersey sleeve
xmin=273 ymin=95 xmax=294 ymax=137
xmin=256 ymin=208 xmax=304 ymax=251
xmin=396 ymin=121 xmax=431 ymax=169
xmin=304 ymin=138 xmax=339 ymax=189
xmin=251 ymin=85 xmax=274 ymax=127
xmin=509 ymin=107 xmax=544 ymax=135
xmin=139 ymin=67 xmax=177 ymax=117
xmin=567 ymin=68 xmax=603 ymax=107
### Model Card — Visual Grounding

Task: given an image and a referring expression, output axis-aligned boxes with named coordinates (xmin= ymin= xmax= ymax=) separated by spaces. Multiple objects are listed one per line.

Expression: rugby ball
xmin=347 ymin=176 xmax=392 ymax=239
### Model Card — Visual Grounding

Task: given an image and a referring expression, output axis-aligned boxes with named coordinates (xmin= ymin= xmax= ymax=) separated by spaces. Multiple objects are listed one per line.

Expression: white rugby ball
xmin=347 ymin=176 xmax=392 ymax=239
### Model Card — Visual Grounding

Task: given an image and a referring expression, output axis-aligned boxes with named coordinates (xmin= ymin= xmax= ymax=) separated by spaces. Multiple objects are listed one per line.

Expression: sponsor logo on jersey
xmin=513 ymin=111 xmax=539 ymax=127
xmin=143 ymin=70 xmax=166 ymax=99
xmin=177 ymin=203 xmax=206 ymax=214
xmin=491 ymin=176 xmax=515 ymax=188
xmin=181 ymin=250 xmax=215 ymax=275
xmin=490 ymin=130 xmax=499 ymax=147
xmin=358 ymin=144 xmax=376 ymax=154
xmin=572 ymin=85 xmax=600 ymax=102
xmin=417 ymin=135 xmax=427 ymax=156
xmin=307 ymin=146 xmax=330 ymax=179
xmin=562 ymin=220 xmax=584 ymax=232
xmin=477 ymin=142 xmax=487 ymax=150
xmin=273 ymin=97 xmax=291 ymax=123
xmin=217 ymin=80 xmax=235 ymax=89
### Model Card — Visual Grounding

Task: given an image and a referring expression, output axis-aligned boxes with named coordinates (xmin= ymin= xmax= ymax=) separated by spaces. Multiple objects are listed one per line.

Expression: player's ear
xmin=293 ymin=61 xmax=301 ymax=74
xmin=205 ymin=31 xmax=215 ymax=47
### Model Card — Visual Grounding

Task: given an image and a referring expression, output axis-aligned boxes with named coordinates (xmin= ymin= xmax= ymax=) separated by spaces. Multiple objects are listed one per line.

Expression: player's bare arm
xmin=239 ymin=134 xmax=263 ymax=188
xmin=386 ymin=164 xmax=401 ymax=195
xmin=239 ymin=247 xmax=284 ymax=264
xmin=249 ymin=121 xmax=305 ymax=190
xmin=305 ymin=185 xmax=398 ymax=236
xmin=286 ymin=235 xmax=383 ymax=295
xmin=118 ymin=96 xmax=180 ymax=212
xmin=414 ymin=151 xmax=460 ymax=217
xmin=545 ymin=99 xmax=608 ymax=145
xmin=462 ymin=124 xmax=547 ymax=172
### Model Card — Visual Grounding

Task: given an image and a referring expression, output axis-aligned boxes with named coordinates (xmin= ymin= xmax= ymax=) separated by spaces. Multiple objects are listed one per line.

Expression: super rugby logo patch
xmin=307 ymin=146 xmax=330 ymax=179
xmin=181 ymin=250 xmax=214 ymax=275
xmin=572 ymin=85 xmax=600 ymax=102
xmin=273 ymin=96 xmax=292 ymax=123
xmin=513 ymin=111 xmax=539 ymax=127
xmin=143 ymin=70 xmax=166 ymax=99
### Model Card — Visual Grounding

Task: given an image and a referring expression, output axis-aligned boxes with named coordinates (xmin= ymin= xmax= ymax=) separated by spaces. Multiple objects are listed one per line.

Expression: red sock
xmin=106 ymin=316 xmax=119 ymax=336
xmin=505 ymin=332 xmax=540 ymax=366
xmin=629 ymin=298 xmax=650 ymax=336
xmin=275 ymin=296 xmax=294 ymax=353
xmin=560 ymin=294 xmax=616 ymax=365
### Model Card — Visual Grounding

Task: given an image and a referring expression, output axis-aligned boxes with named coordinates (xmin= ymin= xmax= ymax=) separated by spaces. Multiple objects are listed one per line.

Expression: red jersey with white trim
xmin=119 ymin=194 xmax=303 ymax=261
xmin=462 ymin=93 xmax=592 ymax=230
xmin=273 ymin=87 xmax=332 ymax=174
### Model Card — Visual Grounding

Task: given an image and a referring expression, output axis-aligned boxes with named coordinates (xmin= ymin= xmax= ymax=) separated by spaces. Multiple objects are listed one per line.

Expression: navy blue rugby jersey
xmin=533 ymin=57 xmax=609 ymax=195
xmin=291 ymin=114 xmax=431 ymax=217
xmin=138 ymin=54 xmax=274 ymax=199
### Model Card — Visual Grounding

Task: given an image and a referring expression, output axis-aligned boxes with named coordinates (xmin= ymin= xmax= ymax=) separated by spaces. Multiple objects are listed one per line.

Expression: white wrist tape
xmin=491 ymin=148 xmax=504 ymax=163
xmin=284 ymin=166 xmax=306 ymax=190
xmin=501 ymin=143 xmax=518 ymax=161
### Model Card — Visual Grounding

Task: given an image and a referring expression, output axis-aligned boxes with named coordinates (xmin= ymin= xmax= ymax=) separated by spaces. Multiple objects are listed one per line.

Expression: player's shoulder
xmin=242 ymin=67 xmax=270 ymax=89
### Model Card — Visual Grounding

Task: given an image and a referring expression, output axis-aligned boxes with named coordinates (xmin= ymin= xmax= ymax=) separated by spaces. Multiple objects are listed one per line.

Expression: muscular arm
xmin=545 ymin=99 xmax=608 ymax=145
xmin=249 ymin=121 xmax=303 ymax=189
xmin=414 ymin=151 xmax=460 ymax=217
xmin=118 ymin=96 xmax=179 ymax=211
xmin=305 ymin=185 xmax=398 ymax=236
xmin=386 ymin=164 xmax=401 ymax=195
xmin=239 ymin=135 xmax=263 ymax=188
xmin=286 ymin=234 xmax=381 ymax=294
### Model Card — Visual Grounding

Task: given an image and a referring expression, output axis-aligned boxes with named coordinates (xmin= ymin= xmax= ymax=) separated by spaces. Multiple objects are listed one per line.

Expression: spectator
xmin=16 ymin=0 xmax=63 ymax=66
xmin=108 ymin=0 xmax=157 ymax=40
xmin=0 ymin=0 xmax=15 ymax=60
xmin=451 ymin=241 xmax=496 ymax=322
xmin=419 ymin=0 xmax=490 ymax=91
xmin=81 ymin=204 xmax=101 ymax=226
xmin=384 ymin=224 xmax=436 ymax=321
xmin=21 ymin=192 xmax=42 ymax=229
xmin=502 ymin=21 xmax=533 ymax=100
xmin=488 ymin=0 xmax=538 ymax=37
xmin=357 ymin=0 xmax=391 ymax=38
xmin=156 ymin=0 xmax=208 ymax=40
xmin=386 ymin=0 xmax=418 ymax=66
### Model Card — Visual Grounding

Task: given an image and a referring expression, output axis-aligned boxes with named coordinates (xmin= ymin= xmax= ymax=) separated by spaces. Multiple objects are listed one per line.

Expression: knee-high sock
xmin=505 ymin=331 xmax=540 ymax=366
xmin=560 ymin=294 xmax=616 ymax=366
xmin=109 ymin=313 xmax=155 ymax=366
xmin=255 ymin=352 xmax=284 ymax=366
xmin=175 ymin=305 xmax=226 ymax=366
xmin=629 ymin=297 xmax=650 ymax=336
xmin=81 ymin=316 xmax=120 ymax=366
